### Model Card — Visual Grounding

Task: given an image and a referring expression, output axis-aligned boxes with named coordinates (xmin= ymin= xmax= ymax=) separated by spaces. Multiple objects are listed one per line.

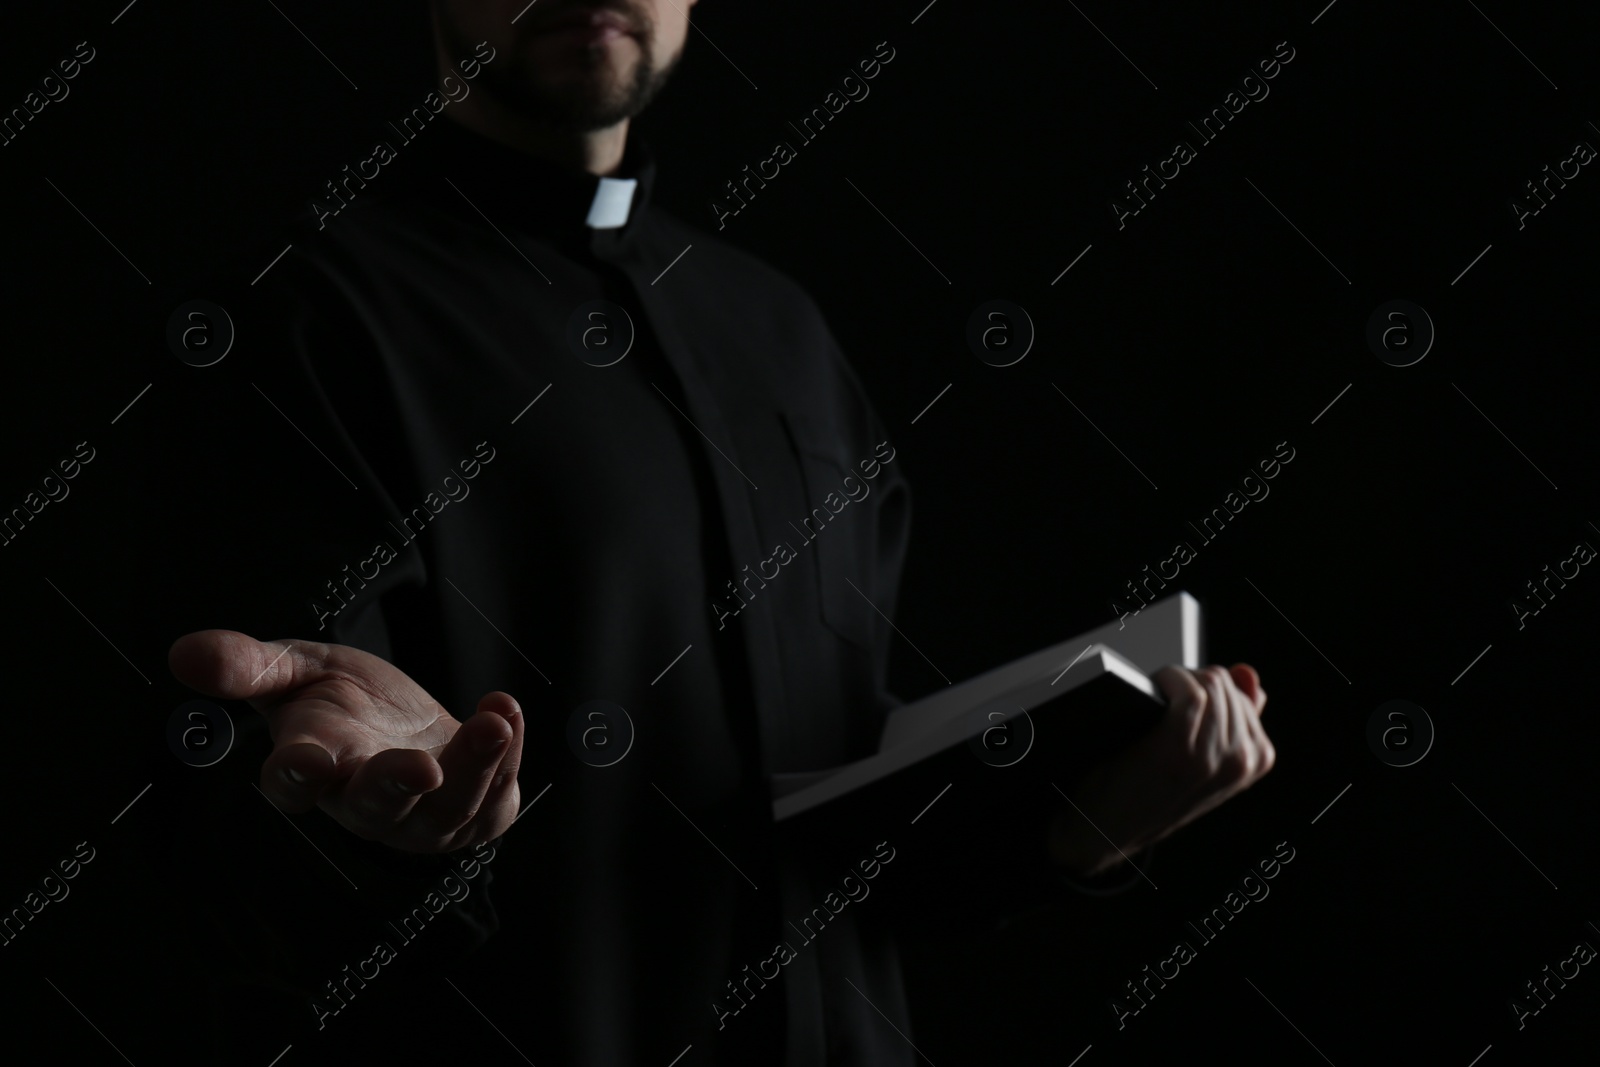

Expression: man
xmin=167 ymin=2 xmax=1275 ymax=1063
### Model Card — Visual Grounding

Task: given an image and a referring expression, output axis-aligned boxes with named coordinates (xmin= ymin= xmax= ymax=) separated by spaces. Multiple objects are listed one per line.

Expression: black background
xmin=2 ymin=1 xmax=1597 ymax=1063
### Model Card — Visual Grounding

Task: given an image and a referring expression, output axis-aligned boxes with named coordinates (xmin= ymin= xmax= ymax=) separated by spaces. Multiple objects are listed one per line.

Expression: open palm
xmin=169 ymin=630 xmax=524 ymax=853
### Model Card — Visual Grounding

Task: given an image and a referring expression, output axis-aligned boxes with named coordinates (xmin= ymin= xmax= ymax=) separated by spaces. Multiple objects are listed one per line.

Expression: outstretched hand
xmin=169 ymin=630 xmax=523 ymax=854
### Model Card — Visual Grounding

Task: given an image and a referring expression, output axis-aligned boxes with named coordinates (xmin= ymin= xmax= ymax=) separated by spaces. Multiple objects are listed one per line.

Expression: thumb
xmin=168 ymin=630 xmax=318 ymax=705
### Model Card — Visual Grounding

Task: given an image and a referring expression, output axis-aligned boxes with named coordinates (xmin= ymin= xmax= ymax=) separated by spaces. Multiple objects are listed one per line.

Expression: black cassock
xmin=58 ymin=115 xmax=1125 ymax=1066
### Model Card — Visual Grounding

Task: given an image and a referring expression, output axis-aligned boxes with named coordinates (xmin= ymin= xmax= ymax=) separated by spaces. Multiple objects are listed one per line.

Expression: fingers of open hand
xmin=336 ymin=748 xmax=444 ymax=840
xmin=476 ymin=693 xmax=525 ymax=829
xmin=260 ymin=742 xmax=338 ymax=813
xmin=406 ymin=692 xmax=523 ymax=846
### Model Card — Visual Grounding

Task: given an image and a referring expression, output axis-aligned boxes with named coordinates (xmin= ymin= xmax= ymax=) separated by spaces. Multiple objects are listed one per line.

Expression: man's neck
xmin=442 ymin=95 xmax=629 ymax=177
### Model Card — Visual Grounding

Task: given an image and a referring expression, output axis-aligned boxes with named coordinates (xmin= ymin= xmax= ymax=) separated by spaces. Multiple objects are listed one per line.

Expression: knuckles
xmin=1175 ymin=735 xmax=1275 ymax=788
xmin=1150 ymin=667 xmax=1278 ymax=810
xmin=1214 ymin=740 xmax=1275 ymax=786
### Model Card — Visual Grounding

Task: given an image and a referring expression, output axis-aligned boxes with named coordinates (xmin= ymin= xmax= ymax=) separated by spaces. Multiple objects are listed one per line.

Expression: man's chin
xmin=523 ymin=86 xmax=642 ymax=131
xmin=477 ymin=40 xmax=677 ymax=133
xmin=496 ymin=64 xmax=656 ymax=131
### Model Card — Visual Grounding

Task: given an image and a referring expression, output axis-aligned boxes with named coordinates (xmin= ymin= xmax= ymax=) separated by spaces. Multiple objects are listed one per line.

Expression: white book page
xmin=875 ymin=591 xmax=1200 ymax=752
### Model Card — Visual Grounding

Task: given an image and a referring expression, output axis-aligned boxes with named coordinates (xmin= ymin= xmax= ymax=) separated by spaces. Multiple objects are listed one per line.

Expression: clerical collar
xmin=390 ymin=113 xmax=657 ymax=250
xmin=585 ymin=175 xmax=638 ymax=229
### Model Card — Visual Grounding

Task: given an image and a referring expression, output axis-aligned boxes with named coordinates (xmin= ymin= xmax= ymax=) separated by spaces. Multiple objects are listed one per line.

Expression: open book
xmin=772 ymin=591 xmax=1202 ymax=822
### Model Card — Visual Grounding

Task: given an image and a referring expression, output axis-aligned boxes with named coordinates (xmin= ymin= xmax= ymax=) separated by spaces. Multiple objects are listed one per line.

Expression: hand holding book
xmin=1047 ymin=663 xmax=1272 ymax=879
